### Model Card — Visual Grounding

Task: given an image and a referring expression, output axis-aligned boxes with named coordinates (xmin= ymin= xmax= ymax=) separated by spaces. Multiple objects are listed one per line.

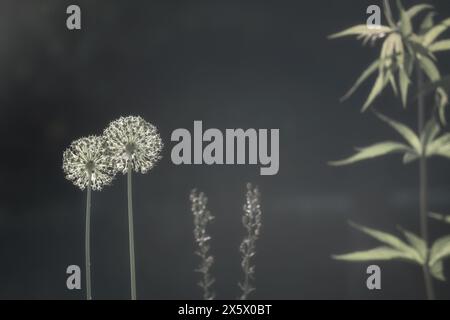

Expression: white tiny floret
xmin=103 ymin=116 xmax=163 ymax=174
xmin=63 ymin=136 xmax=115 ymax=191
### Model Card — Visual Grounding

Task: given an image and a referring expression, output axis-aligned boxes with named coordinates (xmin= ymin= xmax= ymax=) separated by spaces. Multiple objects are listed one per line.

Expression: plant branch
xmin=239 ymin=184 xmax=262 ymax=300
xmin=190 ymin=190 xmax=215 ymax=300
xmin=417 ymin=66 xmax=435 ymax=301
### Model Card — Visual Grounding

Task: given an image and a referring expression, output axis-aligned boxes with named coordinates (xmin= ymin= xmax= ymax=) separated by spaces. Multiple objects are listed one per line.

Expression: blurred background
xmin=1 ymin=0 xmax=450 ymax=299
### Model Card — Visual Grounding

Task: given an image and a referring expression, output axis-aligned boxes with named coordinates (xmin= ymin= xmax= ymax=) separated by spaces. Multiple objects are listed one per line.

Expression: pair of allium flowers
xmin=62 ymin=116 xmax=163 ymax=300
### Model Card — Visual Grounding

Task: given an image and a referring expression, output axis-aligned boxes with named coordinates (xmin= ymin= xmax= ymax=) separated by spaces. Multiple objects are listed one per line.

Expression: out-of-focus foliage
xmin=333 ymin=222 xmax=450 ymax=281
xmin=330 ymin=1 xmax=450 ymax=122
xmin=330 ymin=113 xmax=450 ymax=166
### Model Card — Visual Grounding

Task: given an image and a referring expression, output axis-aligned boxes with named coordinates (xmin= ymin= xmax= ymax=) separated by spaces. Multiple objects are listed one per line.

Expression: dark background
xmin=1 ymin=0 xmax=450 ymax=300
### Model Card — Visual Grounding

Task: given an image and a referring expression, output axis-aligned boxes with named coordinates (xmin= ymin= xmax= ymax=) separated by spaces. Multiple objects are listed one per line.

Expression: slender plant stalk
xmin=417 ymin=67 xmax=435 ymax=301
xmin=383 ymin=0 xmax=395 ymax=28
xmin=190 ymin=190 xmax=215 ymax=300
xmin=239 ymin=184 xmax=262 ymax=300
xmin=127 ymin=162 xmax=137 ymax=300
xmin=85 ymin=179 xmax=92 ymax=300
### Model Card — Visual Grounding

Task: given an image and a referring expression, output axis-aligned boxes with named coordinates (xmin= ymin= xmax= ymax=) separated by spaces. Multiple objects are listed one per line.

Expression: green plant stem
xmin=127 ymin=162 xmax=137 ymax=300
xmin=85 ymin=180 xmax=92 ymax=300
xmin=383 ymin=0 xmax=396 ymax=28
xmin=417 ymin=67 xmax=435 ymax=301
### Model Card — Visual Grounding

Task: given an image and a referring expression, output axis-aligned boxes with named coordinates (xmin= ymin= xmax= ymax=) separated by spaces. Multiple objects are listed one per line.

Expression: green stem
xmin=127 ymin=162 xmax=137 ymax=300
xmin=85 ymin=180 xmax=92 ymax=300
xmin=383 ymin=0 xmax=396 ymax=28
xmin=417 ymin=67 xmax=435 ymax=301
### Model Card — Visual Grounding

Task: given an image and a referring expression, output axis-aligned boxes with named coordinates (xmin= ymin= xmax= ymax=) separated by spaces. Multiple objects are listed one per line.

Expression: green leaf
xmin=409 ymin=38 xmax=437 ymax=61
xmin=333 ymin=246 xmax=413 ymax=262
xmin=420 ymin=118 xmax=441 ymax=148
xmin=341 ymin=59 xmax=379 ymax=101
xmin=399 ymin=228 xmax=426 ymax=260
xmin=375 ymin=113 xmax=422 ymax=153
xmin=436 ymin=88 xmax=449 ymax=125
xmin=427 ymin=133 xmax=450 ymax=156
xmin=328 ymin=25 xmax=391 ymax=39
xmin=397 ymin=0 xmax=412 ymax=36
xmin=420 ymin=12 xmax=436 ymax=34
xmin=362 ymin=73 xmax=388 ymax=111
xmin=429 ymin=212 xmax=450 ymax=224
xmin=430 ymin=235 xmax=450 ymax=266
xmin=430 ymin=260 xmax=446 ymax=281
xmin=429 ymin=39 xmax=450 ymax=52
xmin=419 ymin=56 xmax=440 ymax=82
xmin=406 ymin=4 xmax=434 ymax=20
xmin=383 ymin=0 xmax=397 ymax=28
xmin=388 ymin=72 xmax=398 ymax=96
xmin=435 ymin=147 xmax=450 ymax=159
xmin=329 ymin=142 xmax=411 ymax=166
xmin=403 ymin=152 xmax=419 ymax=164
xmin=423 ymin=18 xmax=450 ymax=46
xmin=350 ymin=222 xmax=415 ymax=253
xmin=399 ymin=66 xmax=410 ymax=107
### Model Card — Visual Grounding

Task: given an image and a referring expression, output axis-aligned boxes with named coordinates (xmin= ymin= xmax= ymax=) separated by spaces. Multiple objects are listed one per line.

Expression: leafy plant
xmin=189 ymin=184 xmax=263 ymax=300
xmin=239 ymin=183 xmax=262 ymax=300
xmin=190 ymin=189 xmax=216 ymax=300
xmin=330 ymin=0 xmax=450 ymax=300
xmin=329 ymin=0 xmax=450 ymax=121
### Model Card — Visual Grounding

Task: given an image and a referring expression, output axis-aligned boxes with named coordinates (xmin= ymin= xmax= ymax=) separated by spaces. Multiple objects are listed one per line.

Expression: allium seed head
xmin=63 ymin=136 xmax=116 ymax=191
xmin=103 ymin=116 xmax=163 ymax=174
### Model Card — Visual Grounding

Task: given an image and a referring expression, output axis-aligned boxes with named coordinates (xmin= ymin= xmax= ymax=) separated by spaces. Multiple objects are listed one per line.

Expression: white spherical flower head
xmin=103 ymin=116 xmax=163 ymax=174
xmin=63 ymin=136 xmax=116 ymax=191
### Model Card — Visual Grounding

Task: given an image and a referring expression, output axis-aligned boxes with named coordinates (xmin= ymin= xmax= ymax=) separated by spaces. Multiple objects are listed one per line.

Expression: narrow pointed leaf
xmin=403 ymin=152 xmax=419 ymax=164
xmin=375 ymin=113 xmax=422 ymax=153
xmin=427 ymin=133 xmax=450 ymax=156
xmin=436 ymin=88 xmax=448 ymax=125
xmin=350 ymin=222 xmax=415 ymax=254
xmin=333 ymin=246 xmax=414 ymax=262
xmin=420 ymin=56 xmax=440 ymax=82
xmin=328 ymin=25 xmax=391 ymax=39
xmin=435 ymin=147 xmax=450 ymax=159
xmin=423 ymin=18 xmax=450 ymax=46
xmin=399 ymin=227 xmax=426 ymax=261
xmin=429 ymin=212 xmax=450 ymax=224
xmin=329 ymin=142 xmax=411 ymax=166
xmin=429 ymin=39 xmax=450 ymax=52
xmin=406 ymin=4 xmax=434 ymax=20
xmin=430 ymin=260 xmax=446 ymax=281
xmin=397 ymin=0 xmax=412 ymax=36
xmin=430 ymin=235 xmax=450 ymax=266
xmin=399 ymin=67 xmax=410 ymax=107
xmin=420 ymin=118 xmax=440 ymax=147
xmin=420 ymin=12 xmax=436 ymax=34
xmin=388 ymin=72 xmax=398 ymax=96
xmin=341 ymin=60 xmax=379 ymax=101
xmin=362 ymin=73 xmax=388 ymax=111
xmin=383 ymin=0 xmax=396 ymax=28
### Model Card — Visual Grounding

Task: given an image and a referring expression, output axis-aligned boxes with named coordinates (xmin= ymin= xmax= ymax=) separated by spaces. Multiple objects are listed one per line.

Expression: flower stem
xmin=417 ymin=67 xmax=435 ymax=301
xmin=127 ymin=163 xmax=137 ymax=300
xmin=85 ymin=180 xmax=92 ymax=300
